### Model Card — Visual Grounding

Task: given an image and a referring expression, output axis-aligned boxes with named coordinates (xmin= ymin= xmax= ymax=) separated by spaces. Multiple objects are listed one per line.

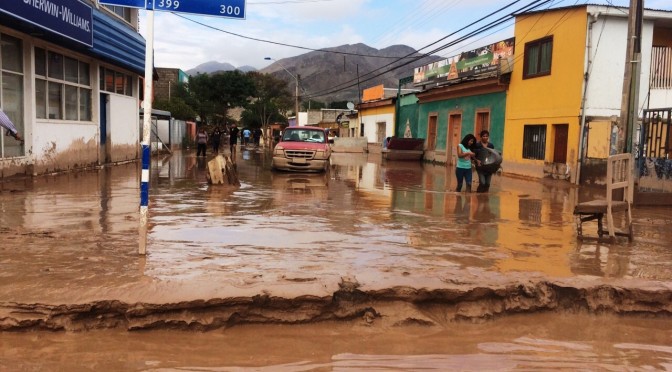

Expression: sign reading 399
xmin=152 ymin=0 xmax=246 ymax=19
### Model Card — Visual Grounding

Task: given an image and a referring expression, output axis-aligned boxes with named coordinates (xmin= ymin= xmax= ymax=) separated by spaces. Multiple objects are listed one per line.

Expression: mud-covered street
xmin=1 ymin=147 xmax=672 ymax=370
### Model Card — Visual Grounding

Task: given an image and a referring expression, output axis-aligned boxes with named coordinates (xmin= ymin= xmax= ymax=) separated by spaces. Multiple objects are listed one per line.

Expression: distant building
xmin=154 ymin=68 xmax=189 ymax=101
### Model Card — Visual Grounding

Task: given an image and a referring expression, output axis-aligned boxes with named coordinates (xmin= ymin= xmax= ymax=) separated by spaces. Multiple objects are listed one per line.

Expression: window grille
xmin=523 ymin=125 xmax=546 ymax=160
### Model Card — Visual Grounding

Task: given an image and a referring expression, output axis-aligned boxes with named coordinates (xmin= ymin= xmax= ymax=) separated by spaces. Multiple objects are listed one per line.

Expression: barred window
xmin=523 ymin=125 xmax=546 ymax=160
xmin=100 ymin=67 xmax=133 ymax=97
xmin=650 ymin=46 xmax=672 ymax=89
xmin=523 ymin=37 xmax=553 ymax=79
xmin=35 ymin=48 xmax=91 ymax=121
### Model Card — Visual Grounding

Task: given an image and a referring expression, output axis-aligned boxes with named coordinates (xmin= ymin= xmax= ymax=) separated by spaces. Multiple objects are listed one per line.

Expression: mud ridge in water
xmin=2 ymin=280 xmax=671 ymax=332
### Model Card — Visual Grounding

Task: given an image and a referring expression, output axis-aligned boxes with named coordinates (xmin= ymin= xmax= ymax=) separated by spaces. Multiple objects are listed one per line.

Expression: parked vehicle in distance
xmin=271 ymin=126 xmax=331 ymax=172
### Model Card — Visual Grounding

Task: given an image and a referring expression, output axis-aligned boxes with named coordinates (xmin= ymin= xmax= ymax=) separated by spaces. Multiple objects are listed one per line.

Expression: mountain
xmin=184 ymin=43 xmax=441 ymax=102
xmin=259 ymin=43 xmax=442 ymax=103
xmin=186 ymin=61 xmax=257 ymax=75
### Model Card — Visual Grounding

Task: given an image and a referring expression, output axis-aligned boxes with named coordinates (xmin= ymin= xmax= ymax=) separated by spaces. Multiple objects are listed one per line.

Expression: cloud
xmin=141 ymin=0 xmax=672 ymax=72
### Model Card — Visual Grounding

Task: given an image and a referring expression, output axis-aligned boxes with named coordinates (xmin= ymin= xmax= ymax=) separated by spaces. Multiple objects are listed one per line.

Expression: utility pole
xmin=618 ymin=0 xmax=643 ymax=154
xmin=296 ymin=74 xmax=301 ymax=124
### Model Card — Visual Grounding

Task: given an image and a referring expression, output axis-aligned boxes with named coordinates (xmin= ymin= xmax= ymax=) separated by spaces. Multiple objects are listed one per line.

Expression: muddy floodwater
xmin=1 ymin=147 xmax=672 ymax=370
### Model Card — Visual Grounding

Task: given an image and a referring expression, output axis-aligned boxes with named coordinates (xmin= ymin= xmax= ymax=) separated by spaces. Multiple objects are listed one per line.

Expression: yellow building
xmin=503 ymin=5 xmax=672 ymax=184
xmin=504 ymin=6 xmax=587 ymax=182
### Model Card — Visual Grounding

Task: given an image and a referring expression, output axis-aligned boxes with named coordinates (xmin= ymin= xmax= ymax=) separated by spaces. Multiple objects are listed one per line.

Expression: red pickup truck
xmin=271 ymin=126 xmax=331 ymax=172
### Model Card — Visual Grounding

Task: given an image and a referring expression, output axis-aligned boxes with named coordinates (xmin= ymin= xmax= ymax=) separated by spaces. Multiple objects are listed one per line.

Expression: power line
xmin=305 ymin=0 xmax=554 ymax=99
xmin=171 ymin=13 xmax=422 ymax=60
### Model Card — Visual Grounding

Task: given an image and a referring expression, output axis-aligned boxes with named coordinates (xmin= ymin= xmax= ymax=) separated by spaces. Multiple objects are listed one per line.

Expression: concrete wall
xmin=331 ymin=137 xmax=368 ymax=153
xmin=581 ymin=14 xmax=668 ymax=116
xmin=360 ymin=106 xmax=394 ymax=145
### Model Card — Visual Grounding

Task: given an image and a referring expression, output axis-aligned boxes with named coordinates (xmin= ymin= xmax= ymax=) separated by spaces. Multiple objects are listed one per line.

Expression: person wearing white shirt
xmin=0 ymin=108 xmax=22 ymax=142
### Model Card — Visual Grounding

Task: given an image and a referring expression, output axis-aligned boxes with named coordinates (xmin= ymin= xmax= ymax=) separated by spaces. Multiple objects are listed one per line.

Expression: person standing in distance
xmin=0 ymin=108 xmax=23 ymax=142
xmin=229 ymin=124 xmax=239 ymax=158
xmin=196 ymin=128 xmax=208 ymax=157
xmin=473 ymin=130 xmax=496 ymax=193
xmin=455 ymin=134 xmax=476 ymax=192
xmin=242 ymin=128 xmax=251 ymax=146
xmin=211 ymin=127 xmax=222 ymax=155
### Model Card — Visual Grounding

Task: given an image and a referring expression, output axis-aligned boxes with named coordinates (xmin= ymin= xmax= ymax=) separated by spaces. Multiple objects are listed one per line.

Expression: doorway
xmin=427 ymin=114 xmax=438 ymax=150
xmin=447 ymin=113 xmax=462 ymax=166
xmin=99 ymin=93 xmax=110 ymax=164
xmin=553 ymin=124 xmax=568 ymax=163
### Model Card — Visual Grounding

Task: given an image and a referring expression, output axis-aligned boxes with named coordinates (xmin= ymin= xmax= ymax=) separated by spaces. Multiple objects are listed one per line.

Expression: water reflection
xmin=144 ymin=151 xmax=672 ymax=282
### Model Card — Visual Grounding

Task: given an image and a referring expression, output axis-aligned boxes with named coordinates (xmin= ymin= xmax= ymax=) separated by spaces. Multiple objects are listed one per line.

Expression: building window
xmin=651 ymin=46 xmax=672 ymax=89
xmin=475 ymin=110 xmax=490 ymax=136
xmin=523 ymin=124 xmax=546 ymax=160
xmin=100 ymin=67 xmax=133 ymax=97
xmin=35 ymin=48 xmax=91 ymax=121
xmin=1 ymin=33 xmax=25 ymax=158
xmin=523 ymin=36 xmax=553 ymax=79
xmin=102 ymin=5 xmax=132 ymax=23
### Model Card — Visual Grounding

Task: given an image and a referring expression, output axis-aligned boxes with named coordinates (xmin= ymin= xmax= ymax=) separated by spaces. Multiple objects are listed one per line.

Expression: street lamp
xmin=264 ymin=57 xmax=299 ymax=125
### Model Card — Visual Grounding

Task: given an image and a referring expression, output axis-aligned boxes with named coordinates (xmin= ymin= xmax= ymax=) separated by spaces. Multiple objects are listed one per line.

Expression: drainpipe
xmin=576 ymin=12 xmax=600 ymax=185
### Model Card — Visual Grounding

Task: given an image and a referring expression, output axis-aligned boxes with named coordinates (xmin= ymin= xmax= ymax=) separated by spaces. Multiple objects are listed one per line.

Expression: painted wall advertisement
xmin=413 ymin=38 xmax=514 ymax=85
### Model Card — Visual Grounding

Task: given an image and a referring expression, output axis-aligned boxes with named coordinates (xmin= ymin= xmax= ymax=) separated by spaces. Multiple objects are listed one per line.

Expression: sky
xmin=138 ymin=0 xmax=672 ymax=72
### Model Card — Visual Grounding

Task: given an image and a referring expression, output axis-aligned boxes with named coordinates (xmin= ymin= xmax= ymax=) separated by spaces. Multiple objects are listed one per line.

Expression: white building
xmin=0 ymin=1 xmax=145 ymax=178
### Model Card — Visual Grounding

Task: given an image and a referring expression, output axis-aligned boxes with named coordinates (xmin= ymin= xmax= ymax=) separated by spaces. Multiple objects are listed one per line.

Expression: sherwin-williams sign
xmin=413 ymin=38 xmax=514 ymax=85
xmin=0 ymin=0 xmax=93 ymax=47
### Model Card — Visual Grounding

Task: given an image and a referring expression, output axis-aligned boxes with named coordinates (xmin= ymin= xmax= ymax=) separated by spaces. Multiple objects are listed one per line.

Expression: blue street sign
xmin=148 ymin=0 xmax=246 ymax=19
xmin=99 ymin=0 xmax=146 ymax=8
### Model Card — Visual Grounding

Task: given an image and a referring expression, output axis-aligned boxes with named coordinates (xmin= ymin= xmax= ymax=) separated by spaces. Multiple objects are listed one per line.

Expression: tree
xmin=153 ymin=97 xmax=196 ymax=121
xmin=328 ymin=101 xmax=350 ymax=109
xmin=241 ymin=72 xmax=293 ymax=144
xmin=302 ymin=99 xmax=326 ymax=110
xmin=188 ymin=71 xmax=256 ymax=126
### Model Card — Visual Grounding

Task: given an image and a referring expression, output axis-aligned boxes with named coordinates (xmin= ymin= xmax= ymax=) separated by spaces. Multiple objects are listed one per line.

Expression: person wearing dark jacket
xmin=211 ymin=127 xmax=222 ymax=154
xmin=472 ymin=130 xmax=496 ymax=193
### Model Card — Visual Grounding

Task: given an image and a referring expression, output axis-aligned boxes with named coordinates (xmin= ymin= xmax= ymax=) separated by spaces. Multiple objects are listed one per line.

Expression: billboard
xmin=413 ymin=38 xmax=514 ymax=85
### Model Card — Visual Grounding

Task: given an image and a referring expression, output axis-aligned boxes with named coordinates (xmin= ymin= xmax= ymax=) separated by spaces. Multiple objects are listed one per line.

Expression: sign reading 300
xmin=151 ymin=0 xmax=245 ymax=19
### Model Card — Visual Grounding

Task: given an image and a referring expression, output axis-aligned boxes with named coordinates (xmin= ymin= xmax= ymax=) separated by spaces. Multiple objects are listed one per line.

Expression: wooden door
xmin=427 ymin=115 xmax=437 ymax=150
xmin=448 ymin=114 xmax=462 ymax=166
xmin=553 ymin=124 xmax=568 ymax=163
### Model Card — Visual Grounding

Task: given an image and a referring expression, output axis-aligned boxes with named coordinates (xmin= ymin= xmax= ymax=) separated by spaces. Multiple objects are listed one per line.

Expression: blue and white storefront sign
xmin=0 ymin=0 xmax=93 ymax=47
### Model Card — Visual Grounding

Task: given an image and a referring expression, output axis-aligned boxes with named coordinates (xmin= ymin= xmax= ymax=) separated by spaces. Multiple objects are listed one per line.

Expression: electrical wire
xmin=305 ymin=0 xmax=554 ymax=99
xmin=171 ymin=13 xmax=422 ymax=60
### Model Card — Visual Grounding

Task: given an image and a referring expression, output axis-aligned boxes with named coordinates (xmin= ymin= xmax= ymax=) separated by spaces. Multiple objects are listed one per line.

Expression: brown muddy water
xmin=1 ymin=147 xmax=672 ymax=370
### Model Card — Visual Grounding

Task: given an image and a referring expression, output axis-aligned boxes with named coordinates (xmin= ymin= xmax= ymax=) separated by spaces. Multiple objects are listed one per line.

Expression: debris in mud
xmin=206 ymin=155 xmax=240 ymax=186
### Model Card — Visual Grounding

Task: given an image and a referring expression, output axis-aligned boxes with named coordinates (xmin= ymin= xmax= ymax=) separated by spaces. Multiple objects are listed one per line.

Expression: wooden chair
xmin=574 ymin=153 xmax=634 ymax=241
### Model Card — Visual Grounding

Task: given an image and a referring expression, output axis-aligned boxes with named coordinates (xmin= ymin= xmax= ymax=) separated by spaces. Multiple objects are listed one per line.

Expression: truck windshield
xmin=282 ymin=130 xmax=325 ymax=142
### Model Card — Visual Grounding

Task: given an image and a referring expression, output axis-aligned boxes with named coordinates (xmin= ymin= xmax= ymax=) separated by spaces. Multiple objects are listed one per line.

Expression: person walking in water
xmin=242 ymin=128 xmax=251 ymax=146
xmin=455 ymin=134 xmax=476 ymax=192
xmin=196 ymin=128 xmax=208 ymax=157
xmin=473 ymin=130 xmax=496 ymax=193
